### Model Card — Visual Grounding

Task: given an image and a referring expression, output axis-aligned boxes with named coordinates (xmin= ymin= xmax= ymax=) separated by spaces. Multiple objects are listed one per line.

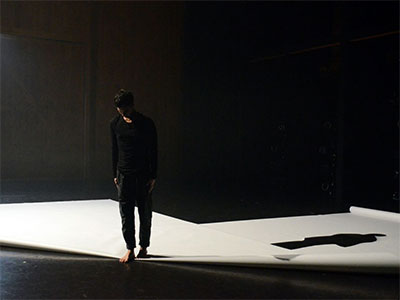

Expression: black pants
xmin=116 ymin=169 xmax=152 ymax=250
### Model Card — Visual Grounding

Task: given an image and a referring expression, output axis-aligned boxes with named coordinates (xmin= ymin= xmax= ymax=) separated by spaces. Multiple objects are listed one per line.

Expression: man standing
xmin=110 ymin=89 xmax=157 ymax=263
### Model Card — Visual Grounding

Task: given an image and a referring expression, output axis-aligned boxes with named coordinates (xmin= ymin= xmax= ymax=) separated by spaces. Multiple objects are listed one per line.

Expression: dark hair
xmin=114 ymin=89 xmax=134 ymax=108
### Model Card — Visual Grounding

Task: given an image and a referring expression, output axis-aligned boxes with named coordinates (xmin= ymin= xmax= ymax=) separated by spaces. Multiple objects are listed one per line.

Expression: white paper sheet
xmin=0 ymin=199 xmax=398 ymax=273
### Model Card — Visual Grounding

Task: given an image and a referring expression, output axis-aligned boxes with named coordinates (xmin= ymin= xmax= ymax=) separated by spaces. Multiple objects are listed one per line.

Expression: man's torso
xmin=111 ymin=112 xmax=151 ymax=175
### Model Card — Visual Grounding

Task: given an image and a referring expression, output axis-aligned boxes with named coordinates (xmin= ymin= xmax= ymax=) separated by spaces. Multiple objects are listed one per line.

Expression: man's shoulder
xmin=109 ymin=115 xmax=120 ymax=127
xmin=136 ymin=112 xmax=155 ymax=126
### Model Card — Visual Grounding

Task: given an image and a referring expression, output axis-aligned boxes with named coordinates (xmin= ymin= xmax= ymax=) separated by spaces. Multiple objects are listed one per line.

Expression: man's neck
xmin=123 ymin=109 xmax=136 ymax=123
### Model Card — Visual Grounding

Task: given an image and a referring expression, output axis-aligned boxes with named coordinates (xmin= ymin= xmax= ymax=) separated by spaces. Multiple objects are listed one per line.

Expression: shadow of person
xmin=272 ymin=233 xmax=386 ymax=250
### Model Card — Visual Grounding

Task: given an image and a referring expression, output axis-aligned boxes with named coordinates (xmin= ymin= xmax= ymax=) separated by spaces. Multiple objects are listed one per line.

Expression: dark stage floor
xmin=0 ymin=180 xmax=399 ymax=299
xmin=0 ymin=179 xmax=345 ymax=223
xmin=1 ymin=246 xmax=399 ymax=299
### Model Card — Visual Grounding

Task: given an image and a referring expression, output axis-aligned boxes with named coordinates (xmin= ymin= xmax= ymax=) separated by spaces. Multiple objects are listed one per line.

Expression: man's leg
xmin=136 ymin=175 xmax=152 ymax=257
xmin=117 ymin=171 xmax=136 ymax=262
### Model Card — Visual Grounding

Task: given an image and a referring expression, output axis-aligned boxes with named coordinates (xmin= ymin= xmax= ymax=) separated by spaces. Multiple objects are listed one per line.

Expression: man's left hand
xmin=147 ymin=179 xmax=156 ymax=193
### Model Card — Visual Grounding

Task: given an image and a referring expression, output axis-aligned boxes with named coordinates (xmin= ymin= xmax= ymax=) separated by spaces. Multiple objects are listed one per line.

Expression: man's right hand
xmin=114 ymin=177 xmax=118 ymax=186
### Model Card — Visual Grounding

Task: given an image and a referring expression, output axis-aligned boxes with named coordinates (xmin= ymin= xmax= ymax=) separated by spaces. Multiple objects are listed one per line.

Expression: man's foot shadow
xmin=138 ymin=254 xmax=171 ymax=258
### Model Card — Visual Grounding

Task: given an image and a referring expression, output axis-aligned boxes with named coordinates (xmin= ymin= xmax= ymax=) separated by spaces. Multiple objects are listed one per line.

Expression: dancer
xmin=110 ymin=89 xmax=157 ymax=263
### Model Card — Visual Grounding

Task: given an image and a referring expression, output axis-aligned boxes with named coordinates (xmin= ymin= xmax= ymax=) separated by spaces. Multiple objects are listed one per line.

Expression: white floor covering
xmin=0 ymin=199 xmax=398 ymax=273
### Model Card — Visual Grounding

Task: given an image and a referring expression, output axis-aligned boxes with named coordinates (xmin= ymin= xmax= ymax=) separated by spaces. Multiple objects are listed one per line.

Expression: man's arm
xmin=148 ymin=119 xmax=158 ymax=180
xmin=110 ymin=120 xmax=118 ymax=179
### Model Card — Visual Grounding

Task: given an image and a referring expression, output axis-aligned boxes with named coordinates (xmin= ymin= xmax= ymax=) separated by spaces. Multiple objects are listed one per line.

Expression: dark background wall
xmin=1 ymin=2 xmax=90 ymax=180
xmin=1 ymin=1 xmax=184 ymax=184
xmin=180 ymin=2 xmax=398 ymax=217
xmin=1 ymin=1 xmax=398 ymax=221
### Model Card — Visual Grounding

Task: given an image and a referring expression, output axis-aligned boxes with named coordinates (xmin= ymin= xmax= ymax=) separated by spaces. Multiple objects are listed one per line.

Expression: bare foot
xmin=119 ymin=250 xmax=135 ymax=263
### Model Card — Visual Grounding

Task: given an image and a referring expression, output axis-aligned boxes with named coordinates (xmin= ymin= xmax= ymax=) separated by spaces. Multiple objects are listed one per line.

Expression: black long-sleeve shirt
xmin=110 ymin=110 xmax=157 ymax=179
